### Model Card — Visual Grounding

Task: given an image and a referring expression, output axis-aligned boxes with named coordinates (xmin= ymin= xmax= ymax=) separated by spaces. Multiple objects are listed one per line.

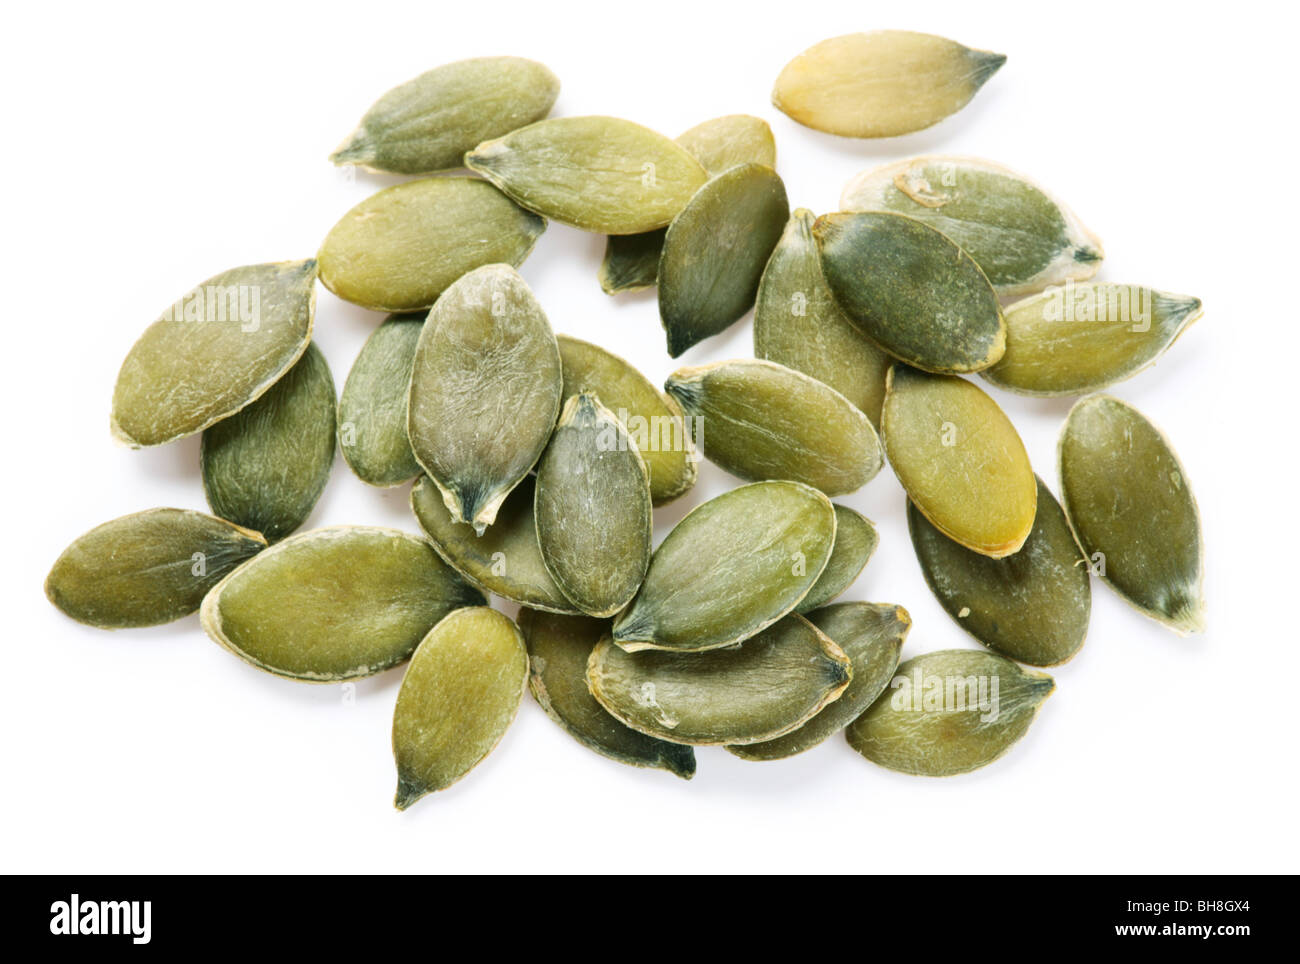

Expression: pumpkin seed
xmin=753 ymin=209 xmax=893 ymax=427
xmin=338 ymin=314 xmax=423 ymax=487
xmin=317 ymin=178 xmax=545 ymax=312
xmin=588 ymin=614 xmax=851 ymax=745
xmin=664 ymin=359 xmax=881 ymax=495
xmin=518 ymin=609 xmax=695 ymax=779
xmin=111 ymin=260 xmax=316 ymax=447
xmin=466 ymin=116 xmax=708 ymax=234
xmin=883 ymin=365 xmax=1036 ymax=558
xmin=984 ymin=285 xmax=1203 ymax=396
xmin=598 ymin=115 xmax=777 ymax=295
xmin=1058 ymin=395 xmax=1205 ymax=634
xmin=411 ymin=475 xmax=580 ymax=615
xmin=840 ymin=156 xmax=1104 ymax=297
xmin=846 ymin=650 xmax=1053 ymax=776
xmin=331 ymin=57 xmax=560 ymax=175
xmin=772 ymin=31 xmax=1005 ymax=138
xmin=909 ymin=477 xmax=1090 ymax=666
xmin=392 ymin=607 xmax=528 ymax=809
xmin=556 ymin=335 xmax=697 ymax=504
xmin=200 ymin=342 xmax=336 ymax=542
xmin=408 ymin=264 xmax=563 ymax=534
xmin=535 ymin=393 xmax=652 ymax=618
xmin=46 ymin=509 xmax=266 ymax=629
xmin=201 ymin=526 xmax=485 ymax=682
xmin=675 ymin=114 xmax=777 ymax=174
xmin=796 ymin=505 xmax=878 ymax=613
xmin=612 ymin=481 xmax=835 ymax=653
xmin=659 ymin=163 xmax=789 ymax=356
xmin=815 ymin=212 xmax=1005 ymax=374
xmin=728 ymin=602 xmax=909 ymax=760
xmin=598 ymin=228 xmax=667 ymax=296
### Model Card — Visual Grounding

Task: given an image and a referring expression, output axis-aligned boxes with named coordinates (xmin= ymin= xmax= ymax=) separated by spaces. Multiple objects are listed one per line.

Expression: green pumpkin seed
xmin=535 ymin=393 xmax=652 ymax=618
xmin=664 ymin=359 xmax=882 ymax=495
xmin=588 ymin=614 xmax=851 ymax=745
xmin=411 ymin=475 xmax=579 ymax=615
xmin=317 ymin=178 xmax=545 ymax=312
xmin=729 ymin=602 xmax=909 ymax=760
xmin=598 ymin=228 xmax=667 ymax=296
xmin=841 ymin=156 xmax=1103 ymax=297
xmin=111 ymin=260 xmax=316 ymax=447
xmin=466 ymin=116 xmax=708 ymax=234
xmin=659 ymin=163 xmax=789 ymax=356
xmin=909 ymin=477 xmax=1090 ymax=666
xmin=338 ymin=314 xmax=423 ymax=487
xmin=46 ymin=509 xmax=266 ymax=629
xmin=556 ymin=335 xmax=697 ymax=504
xmin=201 ymin=526 xmax=485 ymax=682
xmin=331 ymin=57 xmax=560 ymax=175
xmin=408 ymin=264 xmax=562 ymax=534
xmin=846 ymin=650 xmax=1053 ymax=776
xmin=518 ymin=609 xmax=695 ymax=779
xmin=393 ymin=607 xmax=528 ymax=809
xmin=1059 ymin=395 xmax=1205 ymax=634
xmin=753 ymin=209 xmax=893 ymax=427
xmin=598 ymin=115 xmax=776 ymax=295
xmin=772 ymin=31 xmax=1005 ymax=138
xmin=200 ymin=342 xmax=336 ymax=542
xmin=612 ymin=481 xmax=835 ymax=653
xmin=984 ymin=285 xmax=1203 ymax=396
xmin=815 ymin=212 xmax=1005 ymax=374
xmin=675 ymin=114 xmax=776 ymax=174
xmin=796 ymin=505 xmax=878 ymax=613
xmin=883 ymin=365 xmax=1036 ymax=558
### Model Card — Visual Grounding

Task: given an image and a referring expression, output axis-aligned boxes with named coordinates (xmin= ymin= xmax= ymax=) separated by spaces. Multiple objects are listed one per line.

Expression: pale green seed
xmin=1059 ymin=395 xmax=1205 ymax=634
xmin=556 ymin=335 xmax=697 ymax=504
xmin=659 ymin=163 xmax=789 ymax=356
xmin=909 ymin=477 xmax=1090 ymax=666
xmin=201 ymin=526 xmax=485 ymax=682
xmin=45 ymin=509 xmax=266 ymax=629
xmin=664 ymin=359 xmax=882 ymax=495
xmin=846 ymin=650 xmax=1054 ymax=776
xmin=338 ymin=314 xmax=423 ymax=487
xmin=984 ymin=285 xmax=1203 ymax=396
xmin=675 ymin=114 xmax=776 ymax=174
xmin=393 ymin=607 xmax=528 ymax=809
xmin=201 ymin=341 xmax=336 ymax=543
xmin=408 ymin=264 xmax=562 ymax=534
xmin=754 ymin=209 xmax=893 ymax=427
xmin=411 ymin=475 xmax=580 ymax=615
xmin=612 ymin=481 xmax=836 ymax=653
xmin=588 ymin=615 xmax=851 ymax=745
xmin=535 ymin=393 xmax=652 ymax=618
xmin=815 ymin=212 xmax=1005 ymax=375
xmin=796 ymin=505 xmax=879 ymax=613
xmin=331 ymin=57 xmax=560 ymax=175
xmin=317 ymin=178 xmax=545 ymax=312
xmin=773 ymin=31 xmax=1005 ymax=138
xmin=599 ymin=115 xmax=776 ymax=295
xmin=111 ymin=260 xmax=316 ymax=448
xmin=728 ymin=602 xmax=909 ymax=760
xmin=518 ymin=609 xmax=695 ymax=779
xmin=466 ymin=116 xmax=708 ymax=234
xmin=883 ymin=365 xmax=1037 ymax=558
xmin=841 ymin=156 xmax=1103 ymax=297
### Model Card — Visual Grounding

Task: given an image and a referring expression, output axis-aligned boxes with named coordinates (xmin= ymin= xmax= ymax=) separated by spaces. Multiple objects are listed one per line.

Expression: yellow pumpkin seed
xmin=773 ymin=31 xmax=1005 ymax=138
xmin=882 ymin=365 xmax=1036 ymax=558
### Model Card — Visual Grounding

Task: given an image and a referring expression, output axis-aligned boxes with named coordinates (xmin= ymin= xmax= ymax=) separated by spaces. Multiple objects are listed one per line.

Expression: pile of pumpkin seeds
xmin=45 ymin=31 xmax=1205 ymax=809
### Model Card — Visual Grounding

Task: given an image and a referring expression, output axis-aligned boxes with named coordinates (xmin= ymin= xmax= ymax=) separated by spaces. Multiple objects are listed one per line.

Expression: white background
xmin=3 ymin=0 xmax=1296 ymax=874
